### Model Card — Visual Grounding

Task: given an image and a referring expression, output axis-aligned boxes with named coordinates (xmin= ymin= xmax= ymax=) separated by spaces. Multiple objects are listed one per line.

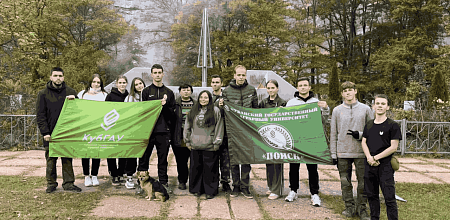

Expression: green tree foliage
xmin=429 ymin=71 xmax=449 ymax=103
xmin=328 ymin=63 xmax=340 ymax=102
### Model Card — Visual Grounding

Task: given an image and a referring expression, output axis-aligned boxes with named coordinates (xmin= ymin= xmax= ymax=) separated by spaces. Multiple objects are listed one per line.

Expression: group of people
xmin=37 ymin=64 xmax=400 ymax=220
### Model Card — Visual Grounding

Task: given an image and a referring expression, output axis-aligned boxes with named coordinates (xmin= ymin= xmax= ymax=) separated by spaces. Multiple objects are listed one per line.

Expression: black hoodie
xmin=105 ymin=87 xmax=129 ymax=102
xmin=36 ymin=81 xmax=78 ymax=137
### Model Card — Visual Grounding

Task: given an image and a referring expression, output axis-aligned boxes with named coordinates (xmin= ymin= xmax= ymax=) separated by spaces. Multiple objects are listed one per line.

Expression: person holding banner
xmin=285 ymin=77 xmax=329 ymax=206
xmin=258 ymin=80 xmax=287 ymax=200
xmin=122 ymin=77 xmax=146 ymax=189
xmin=220 ymin=65 xmax=258 ymax=199
xmin=211 ymin=75 xmax=231 ymax=193
xmin=362 ymin=94 xmax=400 ymax=220
xmin=105 ymin=75 xmax=129 ymax=186
xmin=330 ymin=81 xmax=373 ymax=219
xmin=184 ymin=90 xmax=224 ymax=199
xmin=77 ymin=74 xmax=108 ymax=187
xmin=36 ymin=67 xmax=82 ymax=193
xmin=138 ymin=64 xmax=176 ymax=193
xmin=172 ymin=84 xmax=195 ymax=190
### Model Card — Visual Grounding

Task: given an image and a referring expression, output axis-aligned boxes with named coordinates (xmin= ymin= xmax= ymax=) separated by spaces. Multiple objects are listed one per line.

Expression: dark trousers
xmin=124 ymin=158 xmax=137 ymax=177
xmin=44 ymin=145 xmax=75 ymax=188
xmin=231 ymin=164 xmax=251 ymax=189
xmin=189 ymin=149 xmax=219 ymax=196
xmin=289 ymin=163 xmax=319 ymax=195
xmin=172 ymin=141 xmax=191 ymax=184
xmin=82 ymin=158 xmax=100 ymax=176
xmin=107 ymin=158 xmax=126 ymax=177
xmin=137 ymin=132 xmax=170 ymax=184
xmin=365 ymin=158 xmax=398 ymax=220
xmin=266 ymin=164 xmax=283 ymax=196
xmin=338 ymin=158 xmax=367 ymax=212
xmin=219 ymin=137 xmax=230 ymax=184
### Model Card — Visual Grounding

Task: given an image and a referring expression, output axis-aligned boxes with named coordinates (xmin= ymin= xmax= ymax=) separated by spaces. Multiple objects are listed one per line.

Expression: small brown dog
xmin=136 ymin=171 xmax=169 ymax=202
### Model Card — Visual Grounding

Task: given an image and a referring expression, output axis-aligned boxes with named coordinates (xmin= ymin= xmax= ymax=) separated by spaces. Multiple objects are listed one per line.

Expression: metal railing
xmin=0 ymin=115 xmax=43 ymax=150
xmin=1 ymin=115 xmax=449 ymax=155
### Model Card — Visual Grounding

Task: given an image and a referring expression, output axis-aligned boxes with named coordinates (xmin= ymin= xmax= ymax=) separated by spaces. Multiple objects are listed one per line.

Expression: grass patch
xmin=322 ymin=182 xmax=450 ymax=220
xmin=0 ymin=176 xmax=102 ymax=219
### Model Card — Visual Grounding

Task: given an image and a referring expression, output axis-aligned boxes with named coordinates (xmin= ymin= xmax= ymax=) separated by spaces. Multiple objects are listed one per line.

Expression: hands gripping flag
xmin=49 ymin=99 xmax=162 ymax=158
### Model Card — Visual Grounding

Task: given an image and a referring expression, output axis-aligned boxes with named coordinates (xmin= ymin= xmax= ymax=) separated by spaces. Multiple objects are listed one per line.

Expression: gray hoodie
xmin=183 ymin=106 xmax=224 ymax=151
xmin=330 ymin=100 xmax=374 ymax=159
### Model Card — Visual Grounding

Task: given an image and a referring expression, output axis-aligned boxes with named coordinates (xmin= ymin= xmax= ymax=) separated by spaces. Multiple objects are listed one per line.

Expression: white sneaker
xmin=84 ymin=176 xmax=93 ymax=187
xmin=268 ymin=193 xmax=279 ymax=200
xmin=125 ymin=177 xmax=135 ymax=189
xmin=285 ymin=190 xmax=297 ymax=202
xmin=311 ymin=194 xmax=321 ymax=207
xmin=91 ymin=176 xmax=99 ymax=186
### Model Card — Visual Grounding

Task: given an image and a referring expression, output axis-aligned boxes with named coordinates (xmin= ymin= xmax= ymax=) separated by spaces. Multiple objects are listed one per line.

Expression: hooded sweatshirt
xmin=183 ymin=106 xmax=224 ymax=151
xmin=330 ymin=100 xmax=374 ymax=159
xmin=286 ymin=91 xmax=330 ymax=116
xmin=36 ymin=81 xmax=78 ymax=137
xmin=105 ymin=87 xmax=129 ymax=102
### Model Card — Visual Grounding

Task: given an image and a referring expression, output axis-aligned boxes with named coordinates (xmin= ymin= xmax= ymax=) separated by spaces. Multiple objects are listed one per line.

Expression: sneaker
xmin=221 ymin=182 xmax=231 ymax=192
xmin=91 ymin=176 xmax=99 ymax=186
xmin=84 ymin=176 xmax=93 ymax=187
xmin=268 ymin=193 xmax=279 ymax=200
xmin=311 ymin=194 xmax=321 ymax=207
xmin=342 ymin=206 xmax=355 ymax=218
xmin=266 ymin=190 xmax=272 ymax=195
xmin=46 ymin=186 xmax=57 ymax=193
xmin=241 ymin=188 xmax=253 ymax=199
xmin=230 ymin=187 xmax=240 ymax=197
xmin=163 ymin=183 xmax=173 ymax=194
xmin=206 ymin=194 xmax=214 ymax=199
xmin=285 ymin=190 xmax=297 ymax=202
xmin=111 ymin=177 xmax=120 ymax=186
xmin=359 ymin=209 xmax=370 ymax=220
xmin=119 ymin=176 xmax=126 ymax=184
xmin=64 ymin=185 xmax=82 ymax=192
xmin=178 ymin=182 xmax=186 ymax=190
xmin=125 ymin=177 xmax=135 ymax=189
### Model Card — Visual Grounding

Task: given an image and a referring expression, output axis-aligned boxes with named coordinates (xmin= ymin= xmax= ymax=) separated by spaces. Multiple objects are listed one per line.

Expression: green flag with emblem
xmin=49 ymin=99 xmax=162 ymax=158
xmin=224 ymin=101 xmax=332 ymax=165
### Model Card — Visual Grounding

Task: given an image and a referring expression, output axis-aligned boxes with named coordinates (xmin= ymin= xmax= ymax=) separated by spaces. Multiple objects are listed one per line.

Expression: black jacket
xmin=105 ymin=87 xmax=128 ymax=102
xmin=141 ymin=84 xmax=176 ymax=133
xmin=172 ymin=96 xmax=196 ymax=147
xmin=222 ymin=79 xmax=258 ymax=108
xmin=258 ymin=95 xmax=287 ymax=108
xmin=36 ymin=81 xmax=78 ymax=137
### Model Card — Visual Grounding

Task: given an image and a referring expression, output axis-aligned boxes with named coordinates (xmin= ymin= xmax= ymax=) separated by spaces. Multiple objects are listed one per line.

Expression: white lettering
xmin=108 ymin=135 xmax=115 ymax=141
xmin=103 ymin=135 xmax=110 ymax=141
xmin=96 ymin=134 xmax=103 ymax=141
xmin=274 ymin=152 xmax=280 ymax=160
xmin=280 ymin=153 xmax=288 ymax=160
xmin=294 ymin=154 xmax=301 ymax=160
xmin=287 ymin=153 xmax=293 ymax=159
xmin=83 ymin=134 xmax=90 ymax=141
xmin=117 ymin=135 xmax=124 ymax=142
xmin=89 ymin=136 xmax=95 ymax=144
xmin=266 ymin=152 xmax=273 ymax=160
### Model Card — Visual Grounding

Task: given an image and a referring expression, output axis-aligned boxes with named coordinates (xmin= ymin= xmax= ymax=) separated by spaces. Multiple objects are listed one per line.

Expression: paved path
xmin=1 ymin=150 xmax=450 ymax=219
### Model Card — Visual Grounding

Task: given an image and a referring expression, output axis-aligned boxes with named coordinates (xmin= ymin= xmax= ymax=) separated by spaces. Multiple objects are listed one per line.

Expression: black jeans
xmin=44 ymin=144 xmax=75 ymax=188
xmin=124 ymin=158 xmax=137 ymax=177
xmin=107 ymin=158 xmax=126 ymax=177
xmin=365 ymin=158 xmax=398 ymax=220
xmin=172 ymin=141 xmax=191 ymax=184
xmin=137 ymin=132 xmax=170 ymax=184
xmin=82 ymin=158 xmax=100 ymax=176
xmin=288 ymin=163 xmax=319 ymax=195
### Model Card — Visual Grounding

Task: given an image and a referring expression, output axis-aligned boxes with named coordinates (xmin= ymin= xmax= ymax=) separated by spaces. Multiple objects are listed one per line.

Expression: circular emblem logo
xmin=258 ymin=124 xmax=293 ymax=151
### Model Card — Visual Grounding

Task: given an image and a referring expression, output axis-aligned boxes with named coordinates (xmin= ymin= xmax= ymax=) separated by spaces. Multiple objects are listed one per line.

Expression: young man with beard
xmin=211 ymin=75 xmax=231 ymax=193
xmin=137 ymin=64 xmax=176 ymax=193
xmin=219 ymin=65 xmax=258 ymax=198
xmin=330 ymin=81 xmax=373 ymax=220
xmin=362 ymin=94 xmax=400 ymax=220
xmin=285 ymin=77 xmax=329 ymax=206
xmin=36 ymin=67 xmax=82 ymax=193
xmin=172 ymin=84 xmax=195 ymax=190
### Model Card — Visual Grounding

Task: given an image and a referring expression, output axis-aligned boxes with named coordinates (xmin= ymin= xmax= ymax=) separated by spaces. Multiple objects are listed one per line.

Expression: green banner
xmin=224 ymin=101 xmax=332 ymax=165
xmin=49 ymin=99 xmax=162 ymax=158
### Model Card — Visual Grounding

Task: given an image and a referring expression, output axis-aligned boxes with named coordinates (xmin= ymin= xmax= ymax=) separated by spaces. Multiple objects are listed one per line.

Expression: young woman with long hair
xmin=77 ymin=74 xmax=108 ymax=187
xmin=183 ymin=90 xmax=224 ymax=199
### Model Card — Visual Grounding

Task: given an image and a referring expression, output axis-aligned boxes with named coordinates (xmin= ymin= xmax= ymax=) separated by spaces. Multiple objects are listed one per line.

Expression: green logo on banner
xmin=50 ymin=99 xmax=162 ymax=158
